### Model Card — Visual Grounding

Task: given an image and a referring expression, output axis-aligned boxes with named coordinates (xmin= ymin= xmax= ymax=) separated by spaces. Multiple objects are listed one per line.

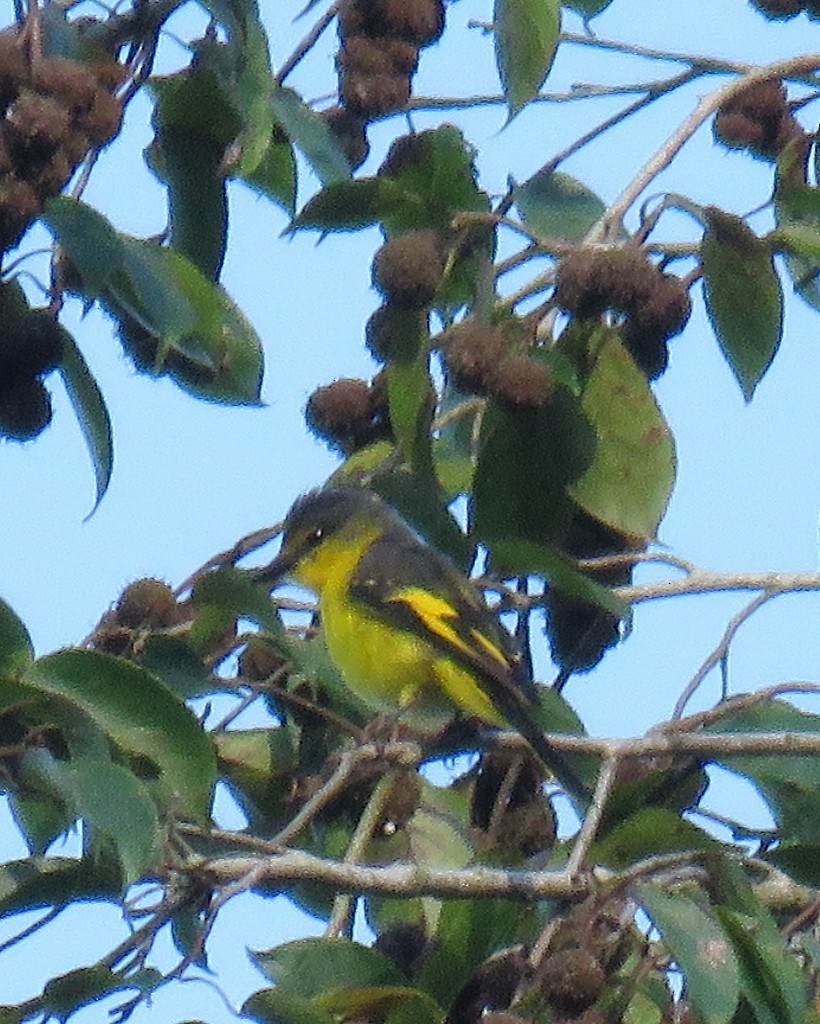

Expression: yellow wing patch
xmin=390 ymin=586 xmax=511 ymax=671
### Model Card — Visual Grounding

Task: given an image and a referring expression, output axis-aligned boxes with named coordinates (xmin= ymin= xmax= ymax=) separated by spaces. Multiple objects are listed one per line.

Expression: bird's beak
xmin=254 ymin=545 xmax=295 ymax=587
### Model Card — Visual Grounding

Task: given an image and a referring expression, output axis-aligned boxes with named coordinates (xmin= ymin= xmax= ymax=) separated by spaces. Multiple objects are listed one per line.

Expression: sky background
xmin=1 ymin=0 xmax=820 ymax=1020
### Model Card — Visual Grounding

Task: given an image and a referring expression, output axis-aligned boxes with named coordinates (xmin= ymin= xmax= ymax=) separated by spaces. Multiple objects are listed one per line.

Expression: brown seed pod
xmin=365 ymin=303 xmax=427 ymax=361
xmin=378 ymin=130 xmax=431 ymax=178
xmin=373 ymin=922 xmax=430 ymax=979
xmin=0 ymin=308 xmax=64 ymax=383
xmin=115 ymin=578 xmax=179 ymax=629
xmin=30 ymin=149 xmax=74 ymax=195
xmin=622 ymin=273 xmax=691 ymax=379
xmin=339 ymin=68 xmax=411 ymax=117
xmin=32 ymin=57 xmax=98 ymax=110
xmin=62 ymin=129 xmax=91 ymax=166
xmin=305 ymin=377 xmax=389 ymax=454
xmin=5 ymin=91 xmax=72 ymax=162
xmin=713 ymin=78 xmax=801 ymax=160
xmin=439 ymin=320 xmax=506 ymax=393
xmin=0 ymin=177 xmax=42 ymax=251
xmin=320 ymin=106 xmax=370 ymax=170
xmin=337 ymin=35 xmax=398 ymax=75
xmin=340 ymin=0 xmax=445 ymax=46
xmin=487 ymin=356 xmax=553 ymax=410
xmin=538 ymin=948 xmax=607 ymax=1014
xmin=749 ymin=0 xmax=804 ymax=17
xmin=0 ymin=31 xmax=24 ymax=111
xmin=0 ymin=377 xmax=52 ymax=441
xmin=75 ymin=87 xmax=123 ymax=146
xmin=554 ymin=248 xmax=658 ymax=320
xmin=371 ymin=229 xmax=444 ymax=307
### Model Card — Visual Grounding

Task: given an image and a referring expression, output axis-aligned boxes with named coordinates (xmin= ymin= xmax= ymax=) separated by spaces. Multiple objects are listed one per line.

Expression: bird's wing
xmin=348 ymin=529 xmax=539 ymax=721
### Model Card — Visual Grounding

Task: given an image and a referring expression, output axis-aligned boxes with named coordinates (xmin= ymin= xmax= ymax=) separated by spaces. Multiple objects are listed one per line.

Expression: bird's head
xmin=255 ymin=487 xmax=389 ymax=592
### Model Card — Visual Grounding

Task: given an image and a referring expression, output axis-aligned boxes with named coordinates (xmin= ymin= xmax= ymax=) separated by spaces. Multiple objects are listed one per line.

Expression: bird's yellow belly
xmin=320 ymin=591 xmax=502 ymax=727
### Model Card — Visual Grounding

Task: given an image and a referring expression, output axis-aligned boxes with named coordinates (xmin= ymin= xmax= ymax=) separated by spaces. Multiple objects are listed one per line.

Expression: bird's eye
xmin=306 ymin=526 xmax=324 ymax=547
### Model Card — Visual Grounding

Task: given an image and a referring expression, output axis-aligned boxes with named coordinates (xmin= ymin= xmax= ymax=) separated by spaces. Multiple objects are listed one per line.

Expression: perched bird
xmin=255 ymin=487 xmax=587 ymax=801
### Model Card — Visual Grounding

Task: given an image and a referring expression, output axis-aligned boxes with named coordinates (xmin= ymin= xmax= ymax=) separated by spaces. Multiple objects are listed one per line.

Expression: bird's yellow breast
xmin=293 ymin=529 xmax=503 ymax=726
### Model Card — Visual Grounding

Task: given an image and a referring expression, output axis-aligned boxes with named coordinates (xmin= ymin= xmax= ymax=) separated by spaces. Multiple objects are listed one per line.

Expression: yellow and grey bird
xmin=255 ymin=487 xmax=586 ymax=799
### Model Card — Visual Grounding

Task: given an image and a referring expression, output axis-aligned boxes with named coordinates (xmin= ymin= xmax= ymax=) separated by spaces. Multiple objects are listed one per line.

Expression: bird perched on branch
xmin=255 ymin=487 xmax=588 ymax=803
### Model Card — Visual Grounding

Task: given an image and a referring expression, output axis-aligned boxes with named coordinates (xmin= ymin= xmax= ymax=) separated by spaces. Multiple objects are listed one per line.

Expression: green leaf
xmin=7 ymin=790 xmax=74 ymax=855
xmin=116 ymin=238 xmax=197 ymax=350
xmin=386 ymin=356 xmax=435 ymax=479
xmin=567 ymin=327 xmax=676 ymax=540
xmin=194 ymin=0 xmax=274 ymax=174
xmin=488 ymin=539 xmax=628 ymax=620
xmin=472 ymin=386 xmax=594 ymax=546
xmin=215 ymin=727 xmax=299 ymax=823
xmin=710 ymin=857 xmax=807 ymax=1024
xmin=240 ymin=132 xmax=297 ymax=215
xmin=0 ymin=856 xmax=122 ymax=917
xmin=513 ymin=170 xmax=606 ymax=242
xmin=57 ymin=326 xmax=113 ymax=514
xmin=21 ymin=650 xmax=216 ymax=821
xmin=562 ymin=0 xmax=615 ymax=16
xmin=594 ymin=807 xmax=718 ymax=868
xmin=243 ymin=988 xmax=335 ymax=1024
xmin=639 ymin=886 xmax=740 ymax=1024
xmin=0 ymin=598 xmax=33 ymax=679
xmin=707 ymin=699 xmax=820 ymax=842
xmin=60 ymin=756 xmax=159 ymax=881
xmin=156 ymin=127 xmax=228 ymax=280
xmin=701 ymin=207 xmax=783 ymax=401
xmin=717 ymin=908 xmax=807 ymax=1024
xmin=253 ymin=937 xmax=408 ymax=994
xmin=494 ymin=0 xmax=561 ymax=116
xmin=113 ymin=241 xmax=263 ymax=405
xmin=42 ymin=965 xmax=161 ymax=1023
xmin=42 ymin=197 xmax=124 ymax=295
xmin=292 ymin=178 xmax=409 ymax=232
xmin=768 ymin=841 xmax=820 ymax=887
xmin=271 ymin=84 xmax=350 ymax=185
xmin=774 ymin=183 xmax=820 ymax=311
xmin=137 ymin=635 xmax=214 ymax=699
xmin=417 ymin=900 xmax=531 ymax=1009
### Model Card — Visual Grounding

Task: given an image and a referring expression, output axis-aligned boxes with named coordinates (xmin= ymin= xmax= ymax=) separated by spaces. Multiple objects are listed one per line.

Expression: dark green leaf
xmin=22 ymin=650 xmax=216 ymax=821
xmin=252 ymin=937 xmax=407 ymax=994
xmin=593 ymin=807 xmax=718 ymax=868
xmin=487 ymin=540 xmax=628 ymax=620
xmin=494 ymin=0 xmax=561 ymax=116
xmin=292 ymin=178 xmax=410 ymax=232
xmin=156 ymin=127 xmax=228 ymax=280
xmin=386 ymin=356 xmax=435 ymax=479
xmin=639 ymin=886 xmax=739 ymax=1024
xmin=717 ymin=908 xmax=806 ymax=1024
xmin=42 ymin=197 xmax=124 ymax=294
xmin=701 ymin=207 xmax=783 ymax=401
xmin=562 ymin=0 xmax=615 ymax=16
xmin=138 ymin=634 xmax=214 ymax=699
xmin=271 ymin=84 xmax=350 ymax=185
xmin=0 ymin=598 xmax=33 ymax=679
xmin=116 ymin=238 xmax=197 ymax=350
xmin=513 ymin=170 xmax=606 ymax=242
xmin=768 ymin=841 xmax=820 ymax=887
xmin=567 ymin=327 xmax=676 ymax=540
xmin=57 ymin=326 xmax=113 ymax=514
xmin=472 ymin=387 xmax=594 ymax=546
xmin=710 ymin=856 xmax=807 ymax=1024
xmin=417 ymin=900 xmax=531 ymax=1009
xmin=42 ymin=965 xmax=161 ymax=1023
xmin=0 ymin=856 xmax=122 ymax=917
xmin=215 ymin=727 xmax=299 ymax=823
xmin=707 ymin=699 xmax=820 ymax=841
xmin=243 ymin=987 xmax=335 ymax=1024
xmin=7 ymin=790 xmax=74 ymax=855
xmin=240 ymin=133 xmax=297 ymax=215
xmin=194 ymin=0 xmax=274 ymax=174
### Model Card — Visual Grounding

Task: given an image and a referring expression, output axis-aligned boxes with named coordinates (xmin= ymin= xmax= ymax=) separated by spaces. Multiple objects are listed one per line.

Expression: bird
xmin=255 ymin=487 xmax=588 ymax=802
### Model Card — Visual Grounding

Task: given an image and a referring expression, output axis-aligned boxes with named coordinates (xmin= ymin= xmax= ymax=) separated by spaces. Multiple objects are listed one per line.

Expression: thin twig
xmin=276 ymin=3 xmax=338 ymax=85
xmin=673 ymin=592 xmax=777 ymax=719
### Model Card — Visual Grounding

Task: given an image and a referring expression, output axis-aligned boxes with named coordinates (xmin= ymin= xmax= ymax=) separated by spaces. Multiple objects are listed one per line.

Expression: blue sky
xmin=1 ymin=0 xmax=819 ymax=1020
